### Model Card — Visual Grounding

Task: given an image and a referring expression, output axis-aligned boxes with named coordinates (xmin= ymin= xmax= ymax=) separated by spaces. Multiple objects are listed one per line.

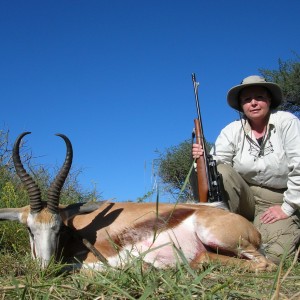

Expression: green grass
xmin=0 ymin=197 xmax=299 ymax=299
xmin=0 ymin=170 xmax=299 ymax=299
xmin=0 ymin=241 xmax=299 ymax=299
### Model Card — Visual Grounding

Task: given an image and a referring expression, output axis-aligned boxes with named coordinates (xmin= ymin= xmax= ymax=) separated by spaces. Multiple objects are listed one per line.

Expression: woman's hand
xmin=192 ymin=143 xmax=204 ymax=159
xmin=260 ymin=205 xmax=289 ymax=224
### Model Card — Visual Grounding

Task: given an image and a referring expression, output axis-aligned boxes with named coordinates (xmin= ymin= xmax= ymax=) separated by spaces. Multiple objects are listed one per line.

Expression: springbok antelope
xmin=0 ymin=132 xmax=276 ymax=272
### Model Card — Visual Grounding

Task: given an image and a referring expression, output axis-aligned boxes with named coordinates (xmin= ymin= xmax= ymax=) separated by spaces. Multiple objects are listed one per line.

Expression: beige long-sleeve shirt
xmin=211 ymin=110 xmax=300 ymax=216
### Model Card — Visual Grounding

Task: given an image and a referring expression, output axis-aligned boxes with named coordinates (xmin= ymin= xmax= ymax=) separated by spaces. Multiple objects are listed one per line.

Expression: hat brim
xmin=227 ymin=82 xmax=283 ymax=112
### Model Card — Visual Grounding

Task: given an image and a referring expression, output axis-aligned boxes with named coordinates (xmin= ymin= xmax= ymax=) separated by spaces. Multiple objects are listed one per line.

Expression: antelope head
xmin=1 ymin=132 xmax=72 ymax=268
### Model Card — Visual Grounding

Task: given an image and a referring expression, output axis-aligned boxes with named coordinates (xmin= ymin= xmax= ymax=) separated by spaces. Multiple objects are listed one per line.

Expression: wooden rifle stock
xmin=194 ymin=118 xmax=209 ymax=202
xmin=191 ymin=73 xmax=222 ymax=203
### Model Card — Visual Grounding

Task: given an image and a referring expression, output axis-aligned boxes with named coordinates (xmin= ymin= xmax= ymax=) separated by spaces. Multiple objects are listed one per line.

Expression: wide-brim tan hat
xmin=227 ymin=75 xmax=283 ymax=112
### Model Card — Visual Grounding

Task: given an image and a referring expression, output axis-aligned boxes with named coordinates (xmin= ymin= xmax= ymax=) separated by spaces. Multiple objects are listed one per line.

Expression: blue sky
xmin=1 ymin=1 xmax=299 ymax=202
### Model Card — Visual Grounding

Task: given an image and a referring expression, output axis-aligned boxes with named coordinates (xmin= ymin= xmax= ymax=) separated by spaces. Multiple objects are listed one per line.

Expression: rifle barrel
xmin=191 ymin=73 xmax=223 ymax=203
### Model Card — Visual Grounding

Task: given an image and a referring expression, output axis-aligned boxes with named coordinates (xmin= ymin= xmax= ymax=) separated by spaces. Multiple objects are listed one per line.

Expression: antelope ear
xmin=0 ymin=207 xmax=25 ymax=222
xmin=60 ymin=200 xmax=110 ymax=219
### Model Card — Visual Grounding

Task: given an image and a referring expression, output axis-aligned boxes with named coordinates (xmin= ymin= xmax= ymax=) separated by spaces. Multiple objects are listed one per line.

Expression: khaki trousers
xmin=218 ymin=164 xmax=300 ymax=264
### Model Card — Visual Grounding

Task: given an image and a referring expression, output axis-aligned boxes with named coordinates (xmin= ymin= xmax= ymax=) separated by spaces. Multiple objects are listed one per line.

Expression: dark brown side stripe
xmin=112 ymin=208 xmax=195 ymax=248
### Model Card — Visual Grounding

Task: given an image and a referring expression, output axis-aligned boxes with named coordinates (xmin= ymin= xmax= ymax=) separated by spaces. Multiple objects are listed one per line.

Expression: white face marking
xmin=27 ymin=212 xmax=62 ymax=268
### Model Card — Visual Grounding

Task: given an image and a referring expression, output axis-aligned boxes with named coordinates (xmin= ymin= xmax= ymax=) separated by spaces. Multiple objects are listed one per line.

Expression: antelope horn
xmin=47 ymin=134 xmax=73 ymax=214
xmin=13 ymin=132 xmax=42 ymax=213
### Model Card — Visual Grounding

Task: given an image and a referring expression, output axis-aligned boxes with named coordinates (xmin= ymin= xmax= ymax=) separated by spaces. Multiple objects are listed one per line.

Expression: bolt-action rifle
xmin=192 ymin=73 xmax=222 ymax=203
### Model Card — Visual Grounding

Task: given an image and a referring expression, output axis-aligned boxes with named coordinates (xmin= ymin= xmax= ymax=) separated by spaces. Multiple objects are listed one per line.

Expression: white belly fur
xmin=107 ymin=214 xmax=205 ymax=269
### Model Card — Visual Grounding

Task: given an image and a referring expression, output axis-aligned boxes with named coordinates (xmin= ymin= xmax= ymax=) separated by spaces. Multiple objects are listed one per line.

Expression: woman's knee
xmin=217 ymin=164 xmax=241 ymax=185
xmin=217 ymin=164 xmax=255 ymax=219
xmin=264 ymin=239 xmax=296 ymax=264
xmin=217 ymin=163 xmax=233 ymax=176
xmin=257 ymin=219 xmax=300 ymax=264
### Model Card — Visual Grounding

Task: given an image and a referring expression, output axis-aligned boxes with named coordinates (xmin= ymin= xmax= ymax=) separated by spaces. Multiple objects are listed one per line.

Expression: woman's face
xmin=239 ymin=86 xmax=271 ymax=123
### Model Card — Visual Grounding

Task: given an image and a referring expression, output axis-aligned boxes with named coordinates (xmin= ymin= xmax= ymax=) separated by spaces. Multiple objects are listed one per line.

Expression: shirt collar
xmin=241 ymin=111 xmax=275 ymax=134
